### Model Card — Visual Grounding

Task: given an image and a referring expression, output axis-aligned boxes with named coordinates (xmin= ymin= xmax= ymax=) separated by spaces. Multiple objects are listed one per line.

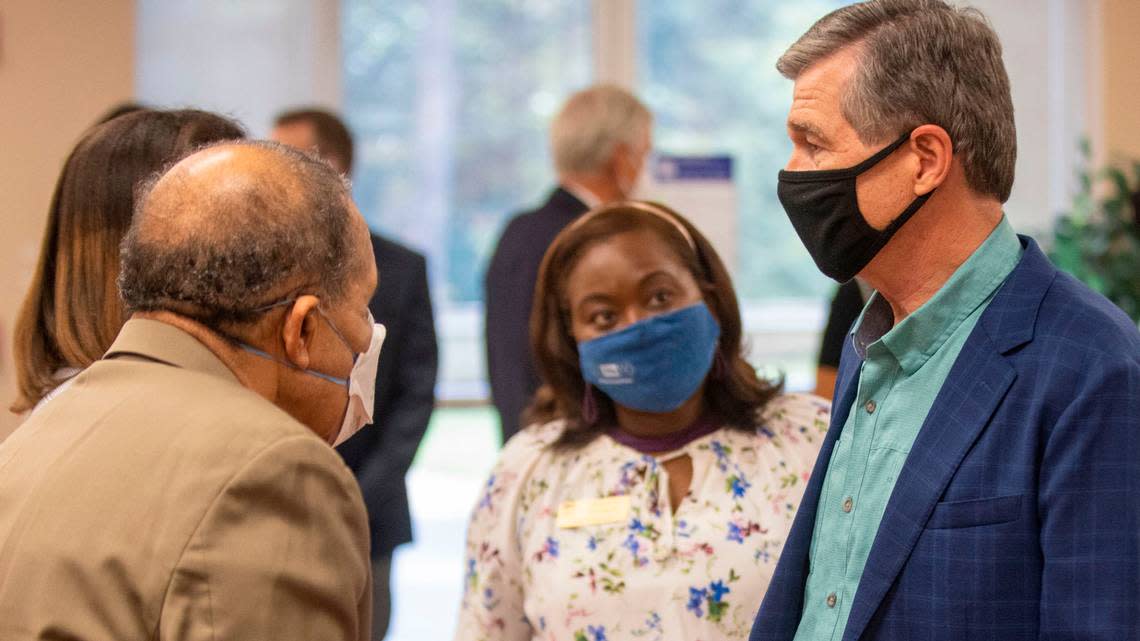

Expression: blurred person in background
xmin=10 ymin=108 xmax=244 ymax=415
xmin=0 ymin=140 xmax=379 ymax=639
xmin=456 ymin=201 xmax=829 ymax=641
xmin=485 ymin=85 xmax=653 ymax=445
xmin=273 ymin=107 xmax=439 ymax=641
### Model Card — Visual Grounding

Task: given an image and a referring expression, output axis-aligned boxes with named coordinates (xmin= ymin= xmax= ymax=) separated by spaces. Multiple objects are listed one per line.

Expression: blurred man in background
xmin=484 ymin=85 xmax=652 ymax=443
xmin=273 ymin=108 xmax=439 ymax=641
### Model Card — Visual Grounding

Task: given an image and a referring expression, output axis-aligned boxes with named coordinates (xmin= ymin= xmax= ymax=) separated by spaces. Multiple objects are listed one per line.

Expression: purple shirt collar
xmin=607 ymin=414 xmax=721 ymax=454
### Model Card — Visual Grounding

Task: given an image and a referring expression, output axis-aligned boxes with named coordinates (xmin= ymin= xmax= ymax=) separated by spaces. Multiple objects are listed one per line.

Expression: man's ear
xmin=910 ymin=124 xmax=954 ymax=196
xmin=609 ymin=142 xmax=632 ymax=177
xmin=282 ymin=294 xmax=322 ymax=369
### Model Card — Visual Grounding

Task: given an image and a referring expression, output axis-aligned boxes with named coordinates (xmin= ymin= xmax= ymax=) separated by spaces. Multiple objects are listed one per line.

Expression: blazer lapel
xmin=840 ymin=328 xmax=1017 ymax=641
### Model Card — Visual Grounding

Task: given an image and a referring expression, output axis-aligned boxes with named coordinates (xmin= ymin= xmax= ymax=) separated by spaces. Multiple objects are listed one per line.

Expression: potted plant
xmin=1049 ymin=141 xmax=1140 ymax=324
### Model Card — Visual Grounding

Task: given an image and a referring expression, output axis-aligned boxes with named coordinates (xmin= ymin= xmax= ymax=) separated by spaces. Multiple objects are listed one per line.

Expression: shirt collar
xmin=560 ymin=181 xmax=603 ymax=210
xmin=852 ymin=216 xmax=1023 ymax=374
xmin=103 ymin=318 xmax=240 ymax=383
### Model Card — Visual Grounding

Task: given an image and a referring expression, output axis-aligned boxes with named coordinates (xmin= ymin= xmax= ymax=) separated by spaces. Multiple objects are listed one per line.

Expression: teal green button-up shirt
xmin=793 ymin=218 xmax=1022 ymax=641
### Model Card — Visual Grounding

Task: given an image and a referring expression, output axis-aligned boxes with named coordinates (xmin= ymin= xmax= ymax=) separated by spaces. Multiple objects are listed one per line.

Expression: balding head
xmin=120 ymin=140 xmax=368 ymax=325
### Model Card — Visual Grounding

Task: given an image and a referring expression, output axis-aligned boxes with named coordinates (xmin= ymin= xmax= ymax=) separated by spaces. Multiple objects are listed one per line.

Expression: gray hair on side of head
xmin=778 ymin=0 xmax=1016 ymax=203
xmin=549 ymin=84 xmax=652 ymax=175
xmin=118 ymin=139 xmax=359 ymax=326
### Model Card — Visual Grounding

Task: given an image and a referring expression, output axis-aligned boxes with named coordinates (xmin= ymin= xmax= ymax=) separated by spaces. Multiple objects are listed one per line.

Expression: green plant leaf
xmin=1050 ymin=145 xmax=1140 ymax=322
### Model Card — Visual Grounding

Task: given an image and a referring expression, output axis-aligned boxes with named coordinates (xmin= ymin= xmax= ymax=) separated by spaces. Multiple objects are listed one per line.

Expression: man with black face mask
xmin=749 ymin=2 xmax=1140 ymax=641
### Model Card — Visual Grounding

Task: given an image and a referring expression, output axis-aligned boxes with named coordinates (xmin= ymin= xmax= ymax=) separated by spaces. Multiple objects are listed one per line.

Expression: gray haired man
xmin=484 ymin=84 xmax=653 ymax=443
xmin=751 ymin=1 xmax=1140 ymax=640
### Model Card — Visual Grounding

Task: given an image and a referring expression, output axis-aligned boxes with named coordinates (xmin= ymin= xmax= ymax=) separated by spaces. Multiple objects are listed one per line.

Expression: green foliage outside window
xmin=639 ymin=1 xmax=843 ymax=301
xmin=342 ymin=0 xmax=591 ymax=304
xmin=1049 ymin=140 xmax=1140 ymax=323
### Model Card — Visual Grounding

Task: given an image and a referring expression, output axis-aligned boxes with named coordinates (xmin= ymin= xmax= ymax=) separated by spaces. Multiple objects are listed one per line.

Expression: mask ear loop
xmin=231 ymin=296 xmax=364 ymax=387
xmin=581 ymin=384 xmax=599 ymax=426
xmin=314 ymin=307 xmax=368 ymax=358
xmin=778 ymin=130 xmax=914 ymax=182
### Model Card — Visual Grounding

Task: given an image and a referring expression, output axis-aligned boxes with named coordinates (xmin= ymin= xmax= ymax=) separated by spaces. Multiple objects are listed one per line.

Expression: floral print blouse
xmin=454 ymin=393 xmax=830 ymax=641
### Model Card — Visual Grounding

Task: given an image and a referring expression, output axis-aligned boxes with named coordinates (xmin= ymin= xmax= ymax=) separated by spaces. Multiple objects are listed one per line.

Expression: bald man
xmin=0 ymin=141 xmax=377 ymax=640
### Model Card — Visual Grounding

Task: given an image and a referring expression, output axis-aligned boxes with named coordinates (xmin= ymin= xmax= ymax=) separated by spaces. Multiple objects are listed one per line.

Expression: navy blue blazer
xmin=484 ymin=187 xmax=588 ymax=443
xmin=750 ymin=237 xmax=1140 ymax=640
xmin=337 ymin=234 xmax=438 ymax=559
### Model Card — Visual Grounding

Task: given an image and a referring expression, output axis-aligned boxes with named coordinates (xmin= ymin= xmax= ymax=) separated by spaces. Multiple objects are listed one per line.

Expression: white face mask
xmin=238 ymin=307 xmax=386 ymax=446
xmin=331 ymin=320 xmax=386 ymax=446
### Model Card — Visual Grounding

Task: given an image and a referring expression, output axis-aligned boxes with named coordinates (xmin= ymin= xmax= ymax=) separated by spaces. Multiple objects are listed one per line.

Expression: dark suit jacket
xmin=337 ymin=233 xmax=438 ymax=559
xmin=484 ymin=187 xmax=588 ymax=443
xmin=751 ymin=237 xmax=1140 ymax=641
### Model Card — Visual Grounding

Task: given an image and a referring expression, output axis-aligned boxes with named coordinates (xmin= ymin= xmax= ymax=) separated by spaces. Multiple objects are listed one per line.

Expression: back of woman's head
xmin=11 ymin=109 xmax=245 ymax=412
xmin=526 ymin=201 xmax=782 ymax=447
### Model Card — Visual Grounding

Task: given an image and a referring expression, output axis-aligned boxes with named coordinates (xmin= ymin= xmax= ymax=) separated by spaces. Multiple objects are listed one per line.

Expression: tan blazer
xmin=0 ymin=319 xmax=371 ymax=640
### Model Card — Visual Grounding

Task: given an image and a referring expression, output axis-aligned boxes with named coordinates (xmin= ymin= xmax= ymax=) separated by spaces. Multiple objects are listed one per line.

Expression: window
xmin=342 ymin=0 xmax=592 ymax=400
xmin=341 ymin=6 xmax=592 ymax=628
xmin=639 ymin=2 xmax=843 ymax=301
xmin=638 ymin=2 xmax=846 ymax=388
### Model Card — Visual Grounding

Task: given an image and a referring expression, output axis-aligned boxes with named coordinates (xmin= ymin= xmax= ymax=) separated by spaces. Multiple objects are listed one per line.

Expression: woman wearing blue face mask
xmin=455 ymin=202 xmax=830 ymax=641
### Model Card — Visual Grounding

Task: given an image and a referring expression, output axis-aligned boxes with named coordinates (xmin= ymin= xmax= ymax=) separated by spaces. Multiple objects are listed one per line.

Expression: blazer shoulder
xmin=149 ymin=362 xmax=360 ymax=480
xmin=137 ymin=367 xmax=362 ymax=518
xmin=485 ymin=209 xmax=544 ymax=278
xmin=498 ymin=188 xmax=583 ymax=243
xmin=217 ymin=433 xmax=363 ymax=505
xmin=498 ymin=207 xmax=548 ymax=242
xmin=492 ymin=204 xmax=577 ymax=261
xmin=1036 ymin=270 xmax=1140 ymax=360
xmin=371 ymin=233 xmax=426 ymax=270
xmin=108 ymin=360 xmax=322 ymax=460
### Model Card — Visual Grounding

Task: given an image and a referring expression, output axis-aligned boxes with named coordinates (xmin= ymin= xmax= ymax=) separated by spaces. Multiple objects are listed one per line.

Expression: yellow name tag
xmin=556 ymin=495 xmax=631 ymax=529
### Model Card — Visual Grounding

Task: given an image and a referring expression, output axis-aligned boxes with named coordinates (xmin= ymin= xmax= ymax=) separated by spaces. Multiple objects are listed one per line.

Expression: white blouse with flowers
xmin=454 ymin=393 xmax=830 ymax=641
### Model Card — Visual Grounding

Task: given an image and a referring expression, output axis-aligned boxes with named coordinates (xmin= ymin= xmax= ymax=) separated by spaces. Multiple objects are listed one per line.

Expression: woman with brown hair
xmin=456 ymin=202 xmax=829 ymax=641
xmin=11 ymin=109 xmax=244 ymax=413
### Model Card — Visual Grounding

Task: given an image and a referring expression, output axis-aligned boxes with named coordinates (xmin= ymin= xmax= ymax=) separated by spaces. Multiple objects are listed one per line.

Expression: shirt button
xmin=865 ymin=399 xmax=877 ymax=414
xmin=827 ymin=592 xmax=838 ymax=608
xmin=842 ymin=496 xmax=853 ymax=513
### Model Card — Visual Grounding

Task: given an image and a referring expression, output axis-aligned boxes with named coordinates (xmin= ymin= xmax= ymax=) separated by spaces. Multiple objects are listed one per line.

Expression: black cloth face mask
xmin=777 ymin=131 xmax=934 ymax=282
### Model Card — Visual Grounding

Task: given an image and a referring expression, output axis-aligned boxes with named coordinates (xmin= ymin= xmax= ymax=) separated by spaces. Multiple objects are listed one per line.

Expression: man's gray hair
xmin=550 ymin=84 xmax=652 ymax=175
xmin=119 ymin=140 xmax=359 ymax=325
xmin=779 ymin=0 xmax=1016 ymax=202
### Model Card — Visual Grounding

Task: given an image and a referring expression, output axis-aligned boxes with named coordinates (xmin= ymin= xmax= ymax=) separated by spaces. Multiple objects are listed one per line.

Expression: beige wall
xmin=0 ymin=0 xmax=135 ymax=440
xmin=1104 ymin=0 xmax=1140 ymax=160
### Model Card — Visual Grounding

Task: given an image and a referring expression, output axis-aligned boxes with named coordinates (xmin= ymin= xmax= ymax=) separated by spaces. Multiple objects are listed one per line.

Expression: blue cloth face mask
xmin=578 ymin=302 xmax=721 ymax=413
